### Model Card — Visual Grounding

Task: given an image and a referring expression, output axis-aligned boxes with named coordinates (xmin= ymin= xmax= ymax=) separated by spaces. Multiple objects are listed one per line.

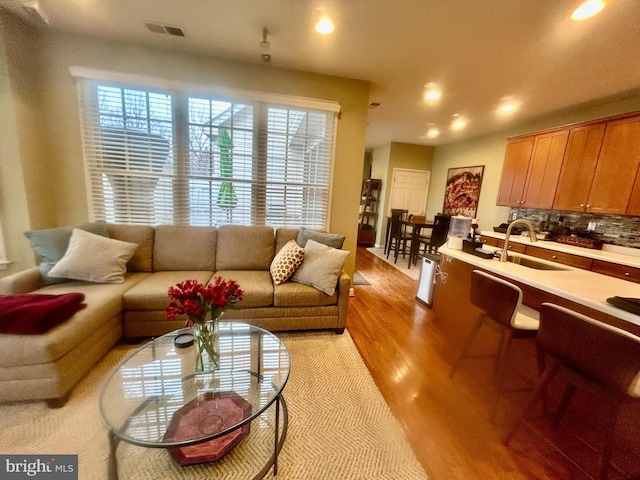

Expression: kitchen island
xmin=434 ymin=242 xmax=640 ymax=335
xmin=430 ymin=242 xmax=640 ymax=472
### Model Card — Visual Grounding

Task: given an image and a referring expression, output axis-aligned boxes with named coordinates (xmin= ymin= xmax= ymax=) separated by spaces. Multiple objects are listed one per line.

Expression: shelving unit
xmin=358 ymin=178 xmax=381 ymax=246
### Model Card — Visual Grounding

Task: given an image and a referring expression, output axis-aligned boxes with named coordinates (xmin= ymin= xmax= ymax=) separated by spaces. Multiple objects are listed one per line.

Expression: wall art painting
xmin=442 ymin=165 xmax=484 ymax=218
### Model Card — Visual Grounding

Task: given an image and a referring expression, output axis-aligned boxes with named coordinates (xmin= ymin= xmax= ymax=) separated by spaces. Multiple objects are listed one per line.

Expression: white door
xmin=389 ymin=168 xmax=430 ymax=215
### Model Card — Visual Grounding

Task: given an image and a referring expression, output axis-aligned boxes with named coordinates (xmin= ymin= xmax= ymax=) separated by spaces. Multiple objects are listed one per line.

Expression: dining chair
xmin=385 ymin=209 xmax=407 ymax=255
xmin=450 ymin=270 xmax=541 ymax=420
xmin=420 ymin=214 xmax=450 ymax=255
xmin=504 ymin=303 xmax=640 ymax=480
xmin=386 ymin=209 xmax=411 ymax=263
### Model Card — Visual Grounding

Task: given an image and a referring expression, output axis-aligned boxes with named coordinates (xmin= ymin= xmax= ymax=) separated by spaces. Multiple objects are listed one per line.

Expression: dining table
xmin=404 ymin=217 xmax=433 ymax=269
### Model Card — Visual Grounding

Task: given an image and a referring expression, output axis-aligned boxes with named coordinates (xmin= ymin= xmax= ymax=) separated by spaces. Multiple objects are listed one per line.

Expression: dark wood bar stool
xmin=449 ymin=270 xmax=541 ymax=419
xmin=504 ymin=303 xmax=640 ymax=480
xmin=384 ymin=208 xmax=407 ymax=255
xmin=386 ymin=209 xmax=411 ymax=263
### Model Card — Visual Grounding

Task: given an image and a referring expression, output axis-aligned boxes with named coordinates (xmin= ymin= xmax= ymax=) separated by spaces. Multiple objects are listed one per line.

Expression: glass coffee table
xmin=100 ymin=322 xmax=290 ymax=480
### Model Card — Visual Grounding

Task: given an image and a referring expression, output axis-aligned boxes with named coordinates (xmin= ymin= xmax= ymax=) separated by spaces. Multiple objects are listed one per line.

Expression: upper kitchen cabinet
xmin=496 ymin=130 xmax=569 ymax=209
xmin=496 ymin=136 xmax=534 ymax=206
xmin=553 ymin=123 xmax=606 ymax=211
xmin=586 ymin=115 xmax=640 ymax=215
xmin=520 ymin=129 xmax=569 ymax=209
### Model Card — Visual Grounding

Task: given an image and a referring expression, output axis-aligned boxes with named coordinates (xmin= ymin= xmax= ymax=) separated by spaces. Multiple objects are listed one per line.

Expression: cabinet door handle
xmin=552 ymin=255 xmax=558 ymax=259
xmin=586 ymin=204 xmax=591 ymax=208
xmin=625 ymin=272 xmax=630 ymax=276
xmin=580 ymin=204 xmax=585 ymax=207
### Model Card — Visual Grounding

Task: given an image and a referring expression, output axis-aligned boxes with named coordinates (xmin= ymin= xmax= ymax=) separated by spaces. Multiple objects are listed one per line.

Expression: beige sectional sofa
xmin=0 ymin=224 xmax=350 ymax=406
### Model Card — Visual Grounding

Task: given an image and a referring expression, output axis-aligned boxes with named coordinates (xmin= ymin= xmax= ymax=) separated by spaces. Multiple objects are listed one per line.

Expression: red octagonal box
xmin=163 ymin=391 xmax=252 ymax=466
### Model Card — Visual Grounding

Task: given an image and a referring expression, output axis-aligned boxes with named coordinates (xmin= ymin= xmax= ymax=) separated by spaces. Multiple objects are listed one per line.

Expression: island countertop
xmin=438 ymin=245 xmax=640 ymax=329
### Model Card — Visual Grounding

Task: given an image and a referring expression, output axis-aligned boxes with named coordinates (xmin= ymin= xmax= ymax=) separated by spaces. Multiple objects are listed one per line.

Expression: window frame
xmin=72 ymin=67 xmax=340 ymax=230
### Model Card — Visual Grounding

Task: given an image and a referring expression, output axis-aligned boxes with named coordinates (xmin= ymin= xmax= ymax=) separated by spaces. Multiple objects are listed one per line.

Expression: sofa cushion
xmin=107 ymin=224 xmax=155 ymax=273
xmin=216 ymin=226 xmax=275 ymax=271
xmin=274 ymin=281 xmax=338 ymax=307
xmin=270 ymin=240 xmax=304 ymax=285
xmin=0 ymin=273 xmax=148 ymax=367
xmin=290 ymin=239 xmax=349 ymax=295
xmin=214 ymin=270 xmax=274 ymax=308
xmin=154 ymin=226 xmax=217 ymax=271
xmin=24 ymin=221 xmax=110 ymax=285
xmin=297 ymin=226 xmax=345 ymax=249
xmin=275 ymin=228 xmax=301 ymax=254
xmin=48 ymin=229 xmax=138 ymax=284
xmin=123 ymin=271 xmax=214 ymax=311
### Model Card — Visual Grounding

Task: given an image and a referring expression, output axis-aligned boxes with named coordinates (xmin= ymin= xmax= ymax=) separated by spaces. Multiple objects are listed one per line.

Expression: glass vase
xmin=192 ymin=313 xmax=221 ymax=373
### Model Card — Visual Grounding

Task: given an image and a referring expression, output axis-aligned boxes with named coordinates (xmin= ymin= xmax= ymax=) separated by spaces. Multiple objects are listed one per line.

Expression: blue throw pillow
xmin=297 ymin=226 xmax=345 ymax=249
xmin=24 ymin=221 xmax=110 ymax=285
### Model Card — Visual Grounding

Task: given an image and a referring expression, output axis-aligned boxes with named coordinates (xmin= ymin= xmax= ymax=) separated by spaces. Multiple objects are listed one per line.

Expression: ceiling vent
xmin=145 ymin=22 xmax=186 ymax=37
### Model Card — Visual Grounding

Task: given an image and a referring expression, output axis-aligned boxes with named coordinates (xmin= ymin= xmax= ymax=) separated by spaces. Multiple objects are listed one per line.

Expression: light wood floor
xmin=347 ymin=247 xmax=639 ymax=480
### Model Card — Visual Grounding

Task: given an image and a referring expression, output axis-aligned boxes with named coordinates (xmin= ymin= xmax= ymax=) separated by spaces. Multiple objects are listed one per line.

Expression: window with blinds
xmin=77 ymin=78 xmax=337 ymax=229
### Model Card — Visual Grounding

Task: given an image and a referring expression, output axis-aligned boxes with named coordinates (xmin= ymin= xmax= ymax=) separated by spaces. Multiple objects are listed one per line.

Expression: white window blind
xmin=76 ymin=76 xmax=338 ymax=229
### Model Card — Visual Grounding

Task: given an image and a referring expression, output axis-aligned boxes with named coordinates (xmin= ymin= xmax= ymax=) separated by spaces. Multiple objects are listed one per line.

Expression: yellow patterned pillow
xmin=270 ymin=239 xmax=305 ymax=285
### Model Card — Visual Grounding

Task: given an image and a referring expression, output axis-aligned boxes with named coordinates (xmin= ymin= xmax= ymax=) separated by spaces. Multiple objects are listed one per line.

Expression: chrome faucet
xmin=499 ymin=219 xmax=537 ymax=262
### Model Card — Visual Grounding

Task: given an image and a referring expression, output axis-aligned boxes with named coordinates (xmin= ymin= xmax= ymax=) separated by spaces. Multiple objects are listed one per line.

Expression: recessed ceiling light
xmin=451 ymin=114 xmax=467 ymax=130
xmin=427 ymin=128 xmax=440 ymax=138
xmin=315 ymin=17 xmax=335 ymax=34
xmin=497 ymin=96 xmax=521 ymax=115
xmin=571 ymin=0 xmax=606 ymax=20
xmin=423 ymin=83 xmax=441 ymax=102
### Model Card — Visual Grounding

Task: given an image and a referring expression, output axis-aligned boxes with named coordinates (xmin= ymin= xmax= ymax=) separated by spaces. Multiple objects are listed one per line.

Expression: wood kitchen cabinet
xmin=496 ymin=130 xmax=569 ymax=209
xmin=521 ymin=129 xmax=569 ymax=208
xmin=553 ymin=123 xmax=606 ymax=211
xmin=591 ymin=259 xmax=640 ymax=284
xmin=497 ymin=111 xmax=640 ymax=216
xmin=496 ymin=136 xmax=534 ymax=206
xmin=586 ymin=115 xmax=640 ymax=214
xmin=525 ymin=244 xmax=593 ymax=270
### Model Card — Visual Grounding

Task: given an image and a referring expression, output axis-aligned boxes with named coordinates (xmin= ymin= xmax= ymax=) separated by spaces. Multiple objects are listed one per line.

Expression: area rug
xmin=366 ymin=247 xmax=421 ymax=281
xmin=353 ymin=270 xmax=371 ymax=285
xmin=0 ymin=331 xmax=427 ymax=480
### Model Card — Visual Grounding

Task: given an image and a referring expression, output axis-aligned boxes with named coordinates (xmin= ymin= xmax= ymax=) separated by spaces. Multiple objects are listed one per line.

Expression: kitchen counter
xmin=438 ymin=244 xmax=640 ymax=330
xmin=480 ymin=231 xmax=640 ymax=268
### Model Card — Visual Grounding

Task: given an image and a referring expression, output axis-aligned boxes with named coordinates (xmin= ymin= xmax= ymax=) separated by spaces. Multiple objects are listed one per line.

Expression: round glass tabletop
xmin=99 ymin=322 xmax=290 ymax=448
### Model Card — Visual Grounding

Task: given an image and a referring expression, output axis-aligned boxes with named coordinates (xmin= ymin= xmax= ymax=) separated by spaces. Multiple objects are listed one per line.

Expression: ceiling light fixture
xmin=423 ymin=82 xmax=441 ymax=103
xmin=260 ymin=27 xmax=271 ymax=63
xmin=451 ymin=114 xmax=467 ymax=130
xmin=315 ymin=17 xmax=335 ymax=34
xmin=427 ymin=128 xmax=440 ymax=138
xmin=571 ymin=0 xmax=606 ymax=20
xmin=497 ymin=96 xmax=521 ymax=115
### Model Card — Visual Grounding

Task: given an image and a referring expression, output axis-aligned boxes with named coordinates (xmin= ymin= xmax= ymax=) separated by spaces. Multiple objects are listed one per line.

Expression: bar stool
xmin=449 ymin=270 xmax=541 ymax=419
xmin=385 ymin=208 xmax=407 ymax=255
xmin=386 ymin=209 xmax=411 ymax=264
xmin=504 ymin=303 xmax=640 ymax=480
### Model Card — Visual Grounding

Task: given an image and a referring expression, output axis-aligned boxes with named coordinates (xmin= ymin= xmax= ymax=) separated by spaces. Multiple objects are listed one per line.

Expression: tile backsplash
xmin=507 ymin=208 xmax=640 ymax=249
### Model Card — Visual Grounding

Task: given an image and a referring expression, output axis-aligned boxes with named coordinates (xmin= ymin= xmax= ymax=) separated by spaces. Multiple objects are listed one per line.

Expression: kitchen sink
xmin=506 ymin=255 xmax=570 ymax=271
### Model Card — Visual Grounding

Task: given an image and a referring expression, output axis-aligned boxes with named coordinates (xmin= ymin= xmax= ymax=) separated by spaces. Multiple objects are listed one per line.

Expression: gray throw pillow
xmin=290 ymin=239 xmax=349 ymax=295
xmin=24 ymin=221 xmax=110 ymax=285
xmin=297 ymin=226 xmax=345 ymax=249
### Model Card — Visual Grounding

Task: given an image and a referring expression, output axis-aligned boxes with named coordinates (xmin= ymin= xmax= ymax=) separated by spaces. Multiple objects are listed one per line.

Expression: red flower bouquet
xmin=166 ymin=277 xmax=243 ymax=372
xmin=166 ymin=277 xmax=243 ymax=327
